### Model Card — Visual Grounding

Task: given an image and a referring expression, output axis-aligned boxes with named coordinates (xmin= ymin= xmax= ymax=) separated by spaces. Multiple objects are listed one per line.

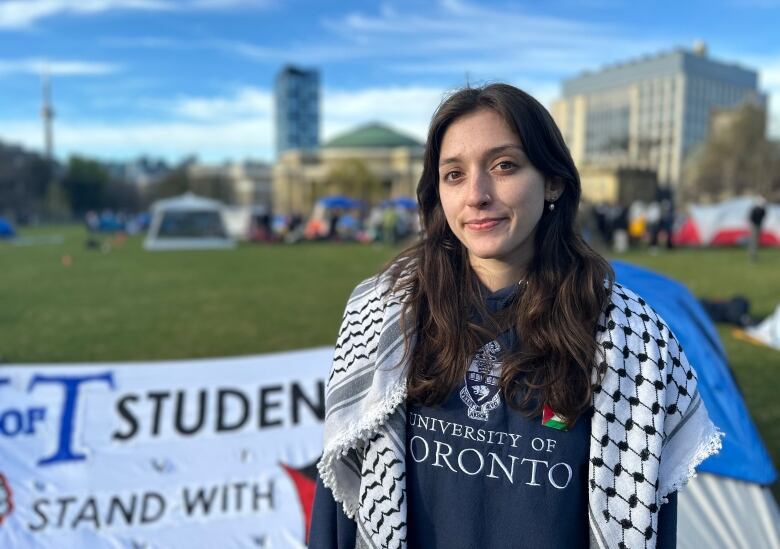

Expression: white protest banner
xmin=0 ymin=347 xmax=333 ymax=548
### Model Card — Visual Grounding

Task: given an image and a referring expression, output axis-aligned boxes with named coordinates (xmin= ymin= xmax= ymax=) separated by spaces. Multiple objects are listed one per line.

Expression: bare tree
xmin=683 ymin=104 xmax=780 ymax=202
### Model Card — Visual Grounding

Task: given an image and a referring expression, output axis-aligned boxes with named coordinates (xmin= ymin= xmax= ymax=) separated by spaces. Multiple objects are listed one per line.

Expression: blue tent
xmin=391 ymin=197 xmax=417 ymax=209
xmin=378 ymin=197 xmax=418 ymax=210
xmin=0 ymin=217 xmax=16 ymax=239
xmin=613 ymin=260 xmax=776 ymax=485
xmin=317 ymin=196 xmax=360 ymax=210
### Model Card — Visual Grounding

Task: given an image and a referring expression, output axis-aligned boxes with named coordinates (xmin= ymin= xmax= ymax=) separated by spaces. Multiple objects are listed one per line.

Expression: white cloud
xmin=0 ymin=81 xmax=577 ymax=162
xmin=95 ymin=1 xmax=660 ymax=79
xmin=172 ymin=87 xmax=272 ymax=120
xmin=319 ymin=0 xmax=663 ymax=77
xmin=0 ymin=85 xmax=447 ymax=161
xmin=0 ymin=0 xmax=272 ymax=29
xmin=190 ymin=0 xmax=272 ymax=8
xmin=0 ymin=57 xmax=121 ymax=76
xmin=0 ymin=117 xmax=273 ymax=162
xmin=322 ymin=86 xmax=445 ymax=141
xmin=0 ymin=0 xmax=171 ymax=29
xmin=109 ymin=1 xmax=653 ymax=73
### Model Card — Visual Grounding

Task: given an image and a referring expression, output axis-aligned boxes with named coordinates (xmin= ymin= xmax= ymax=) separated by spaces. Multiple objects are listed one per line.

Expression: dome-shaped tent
xmin=144 ymin=193 xmax=235 ymax=251
xmin=0 ymin=217 xmax=16 ymax=239
xmin=674 ymin=196 xmax=780 ymax=247
xmin=613 ymin=261 xmax=779 ymax=548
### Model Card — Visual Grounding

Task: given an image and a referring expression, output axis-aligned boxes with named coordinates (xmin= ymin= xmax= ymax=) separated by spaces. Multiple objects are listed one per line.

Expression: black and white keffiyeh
xmin=318 ymin=274 xmax=722 ymax=549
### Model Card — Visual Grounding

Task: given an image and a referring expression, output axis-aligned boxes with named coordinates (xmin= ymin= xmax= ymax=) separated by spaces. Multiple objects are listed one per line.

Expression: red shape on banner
xmin=0 ymin=473 xmax=14 ymax=525
xmin=280 ymin=462 xmax=318 ymax=543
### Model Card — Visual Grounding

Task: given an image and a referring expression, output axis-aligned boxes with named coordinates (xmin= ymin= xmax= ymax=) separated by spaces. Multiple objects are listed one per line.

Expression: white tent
xmin=678 ymin=473 xmax=780 ymax=548
xmin=615 ymin=261 xmax=780 ymax=549
xmin=674 ymin=196 xmax=780 ymax=246
xmin=746 ymin=304 xmax=780 ymax=351
xmin=222 ymin=204 xmax=269 ymax=241
xmin=144 ymin=192 xmax=236 ymax=251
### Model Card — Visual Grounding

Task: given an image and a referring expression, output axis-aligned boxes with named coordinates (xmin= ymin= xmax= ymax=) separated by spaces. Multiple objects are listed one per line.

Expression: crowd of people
xmin=292 ymin=199 xmax=421 ymax=244
xmin=578 ymin=198 xmax=676 ymax=253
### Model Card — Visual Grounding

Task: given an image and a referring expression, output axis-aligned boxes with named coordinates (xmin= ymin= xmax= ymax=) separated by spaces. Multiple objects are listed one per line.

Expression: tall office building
xmin=274 ymin=65 xmax=320 ymax=156
xmin=552 ymin=44 xmax=764 ymax=189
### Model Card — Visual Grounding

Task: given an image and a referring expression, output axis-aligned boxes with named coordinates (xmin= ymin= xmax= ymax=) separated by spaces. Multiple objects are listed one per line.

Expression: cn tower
xmin=41 ymin=70 xmax=55 ymax=160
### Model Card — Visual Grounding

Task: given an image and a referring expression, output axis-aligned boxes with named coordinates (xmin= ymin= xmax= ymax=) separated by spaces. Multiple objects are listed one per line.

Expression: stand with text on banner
xmin=0 ymin=347 xmax=333 ymax=548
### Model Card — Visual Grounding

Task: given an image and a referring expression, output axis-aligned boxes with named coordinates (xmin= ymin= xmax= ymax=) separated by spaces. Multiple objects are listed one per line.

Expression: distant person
xmin=646 ymin=200 xmax=662 ymax=249
xmin=328 ymin=209 xmax=342 ymax=240
xmin=748 ymin=197 xmax=767 ymax=262
xmin=394 ymin=206 xmax=411 ymax=240
xmin=290 ymin=212 xmax=302 ymax=233
xmin=575 ymin=201 xmax=598 ymax=247
xmin=660 ymin=198 xmax=675 ymax=249
xmin=366 ymin=206 xmax=384 ymax=242
xmin=84 ymin=210 xmax=102 ymax=249
xmin=310 ymin=83 xmax=720 ymax=549
xmin=594 ymin=203 xmax=611 ymax=245
xmin=382 ymin=206 xmax=398 ymax=245
xmin=611 ymin=205 xmax=629 ymax=253
xmin=85 ymin=210 xmax=99 ymax=233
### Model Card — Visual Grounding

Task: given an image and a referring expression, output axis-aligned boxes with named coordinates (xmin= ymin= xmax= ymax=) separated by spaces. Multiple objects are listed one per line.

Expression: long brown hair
xmin=386 ymin=83 xmax=613 ymax=423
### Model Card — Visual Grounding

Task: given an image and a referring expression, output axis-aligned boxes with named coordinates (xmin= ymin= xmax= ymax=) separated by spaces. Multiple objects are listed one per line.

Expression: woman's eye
xmin=443 ymin=170 xmax=462 ymax=182
xmin=496 ymin=161 xmax=516 ymax=171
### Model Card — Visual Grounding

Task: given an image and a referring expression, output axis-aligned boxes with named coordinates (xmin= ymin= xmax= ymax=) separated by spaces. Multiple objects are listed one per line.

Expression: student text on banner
xmin=0 ymin=348 xmax=332 ymax=548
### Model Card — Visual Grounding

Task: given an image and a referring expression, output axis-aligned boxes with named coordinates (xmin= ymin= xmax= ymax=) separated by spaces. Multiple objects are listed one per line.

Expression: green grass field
xmin=2 ymin=225 xmax=778 ymax=496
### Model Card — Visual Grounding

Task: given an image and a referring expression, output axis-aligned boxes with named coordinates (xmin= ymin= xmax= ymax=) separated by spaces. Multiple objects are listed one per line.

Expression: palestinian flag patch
xmin=542 ymin=404 xmax=568 ymax=431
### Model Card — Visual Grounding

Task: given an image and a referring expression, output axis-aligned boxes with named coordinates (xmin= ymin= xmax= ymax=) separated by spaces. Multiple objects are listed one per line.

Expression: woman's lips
xmin=464 ymin=218 xmax=505 ymax=231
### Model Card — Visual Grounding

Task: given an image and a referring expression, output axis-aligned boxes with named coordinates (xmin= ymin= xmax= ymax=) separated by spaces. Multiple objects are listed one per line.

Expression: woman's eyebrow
xmin=485 ymin=144 xmax=525 ymax=157
xmin=439 ymin=144 xmax=525 ymax=167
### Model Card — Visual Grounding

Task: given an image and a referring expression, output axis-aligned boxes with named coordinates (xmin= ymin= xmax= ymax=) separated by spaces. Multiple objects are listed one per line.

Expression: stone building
xmin=272 ymin=122 xmax=423 ymax=215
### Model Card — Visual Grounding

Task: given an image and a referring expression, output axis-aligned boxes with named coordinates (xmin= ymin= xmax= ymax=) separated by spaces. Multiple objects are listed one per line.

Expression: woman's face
xmin=437 ymin=108 xmax=559 ymax=284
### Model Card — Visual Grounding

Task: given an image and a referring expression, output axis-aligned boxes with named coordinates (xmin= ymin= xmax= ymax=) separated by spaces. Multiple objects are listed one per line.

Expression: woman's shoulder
xmin=344 ymin=272 xmax=395 ymax=311
xmin=596 ymin=281 xmax=684 ymax=374
xmin=601 ymin=281 xmax=669 ymax=337
xmin=595 ymin=280 xmax=698 ymax=397
xmin=344 ymin=262 xmax=414 ymax=311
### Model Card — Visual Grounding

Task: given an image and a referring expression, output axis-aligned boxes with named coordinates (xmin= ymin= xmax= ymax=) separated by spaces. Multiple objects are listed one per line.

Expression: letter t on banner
xmin=28 ymin=373 xmax=115 ymax=466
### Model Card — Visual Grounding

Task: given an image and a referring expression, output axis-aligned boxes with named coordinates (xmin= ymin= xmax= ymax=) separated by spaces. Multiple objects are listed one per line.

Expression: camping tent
xmin=144 ymin=193 xmax=235 ymax=251
xmin=378 ymin=196 xmax=417 ymax=210
xmin=613 ymin=261 xmax=779 ymax=548
xmin=674 ymin=196 xmax=780 ymax=246
xmin=0 ymin=217 xmax=16 ymax=239
xmin=305 ymin=196 xmax=364 ymax=240
xmin=746 ymin=304 xmax=780 ymax=351
xmin=222 ymin=205 xmax=270 ymax=241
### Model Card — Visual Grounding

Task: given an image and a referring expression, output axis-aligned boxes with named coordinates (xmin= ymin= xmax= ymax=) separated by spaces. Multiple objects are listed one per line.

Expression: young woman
xmin=310 ymin=84 xmax=721 ymax=549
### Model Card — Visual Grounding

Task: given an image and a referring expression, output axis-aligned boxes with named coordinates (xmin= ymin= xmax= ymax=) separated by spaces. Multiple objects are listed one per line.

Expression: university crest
xmin=459 ymin=340 xmax=502 ymax=421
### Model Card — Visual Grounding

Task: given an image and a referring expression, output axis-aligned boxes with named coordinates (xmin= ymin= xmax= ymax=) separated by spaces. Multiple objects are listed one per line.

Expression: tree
xmin=43 ymin=180 xmax=71 ymax=221
xmin=103 ymin=179 xmax=142 ymax=212
xmin=63 ymin=156 xmax=111 ymax=214
xmin=146 ymin=166 xmax=190 ymax=204
xmin=321 ymin=159 xmax=384 ymax=204
xmin=683 ymin=104 xmax=780 ymax=202
xmin=0 ymin=142 xmax=55 ymax=222
xmin=190 ymin=173 xmax=234 ymax=204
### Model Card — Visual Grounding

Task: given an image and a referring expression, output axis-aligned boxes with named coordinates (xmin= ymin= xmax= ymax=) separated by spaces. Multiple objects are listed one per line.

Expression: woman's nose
xmin=465 ymin=170 xmax=492 ymax=208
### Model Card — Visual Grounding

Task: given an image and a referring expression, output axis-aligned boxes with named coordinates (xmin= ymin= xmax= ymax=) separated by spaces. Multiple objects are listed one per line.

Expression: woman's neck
xmin=470 ymin=258 xmax=527 ymax=291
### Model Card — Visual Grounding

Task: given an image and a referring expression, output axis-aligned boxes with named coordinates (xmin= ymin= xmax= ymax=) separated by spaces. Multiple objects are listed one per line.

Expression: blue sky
xmin=1 ymin=0 xmax=779 ymax=163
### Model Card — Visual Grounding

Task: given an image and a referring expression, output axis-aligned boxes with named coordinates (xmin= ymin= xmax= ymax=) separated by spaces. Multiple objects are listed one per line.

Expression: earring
xmin=548 ymin=202 xmax=555 ymax=211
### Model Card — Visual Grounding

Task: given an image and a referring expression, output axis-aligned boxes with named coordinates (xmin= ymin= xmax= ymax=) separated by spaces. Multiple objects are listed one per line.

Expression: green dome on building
xmin=324 ymin=122 xmax=423 ymax=149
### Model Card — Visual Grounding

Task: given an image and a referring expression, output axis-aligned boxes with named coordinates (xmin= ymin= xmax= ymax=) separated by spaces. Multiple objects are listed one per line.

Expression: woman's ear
xmin=545 ymin=177 xmax=565 ymax=202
